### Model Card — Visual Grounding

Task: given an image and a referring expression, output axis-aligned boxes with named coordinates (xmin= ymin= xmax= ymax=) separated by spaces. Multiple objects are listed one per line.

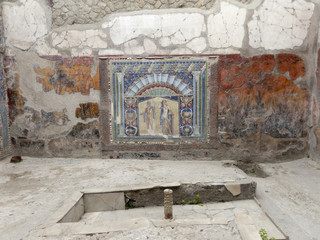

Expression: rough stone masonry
xmin=0 ymin=0 xmax=319 ymax=161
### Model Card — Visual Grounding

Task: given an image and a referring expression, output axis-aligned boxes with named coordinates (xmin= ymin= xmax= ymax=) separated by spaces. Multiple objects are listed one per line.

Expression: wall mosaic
xmin=0 ymin=62 xmax=6 ymax=102
xmin=110 ymin=59 xmax=208 ymax=141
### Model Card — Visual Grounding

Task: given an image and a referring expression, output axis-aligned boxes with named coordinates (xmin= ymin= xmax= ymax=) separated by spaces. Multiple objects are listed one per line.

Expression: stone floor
xmin=0 ymin=156 xmax=319 ymax=240
xmin=253 ymin=158 xmax=320 ymax=240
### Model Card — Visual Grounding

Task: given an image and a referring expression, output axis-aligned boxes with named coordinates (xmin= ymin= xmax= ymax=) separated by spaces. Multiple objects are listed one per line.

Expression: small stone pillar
xmin=164 ymin=189 xmax=173 ymax=219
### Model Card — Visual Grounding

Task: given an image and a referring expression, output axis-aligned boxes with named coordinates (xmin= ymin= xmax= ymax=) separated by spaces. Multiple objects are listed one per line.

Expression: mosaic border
xmin=0 ymin=103 xmax=11 ymax=159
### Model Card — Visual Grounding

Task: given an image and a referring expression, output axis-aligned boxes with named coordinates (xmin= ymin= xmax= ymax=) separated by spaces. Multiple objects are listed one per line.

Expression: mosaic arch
xmin=110 ymin=59 xmax=209 ymax=141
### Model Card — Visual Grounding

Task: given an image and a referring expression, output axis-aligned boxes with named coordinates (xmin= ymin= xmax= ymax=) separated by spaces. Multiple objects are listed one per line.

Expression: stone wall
xmin=1 ymin=0 xmax=320 ymax=161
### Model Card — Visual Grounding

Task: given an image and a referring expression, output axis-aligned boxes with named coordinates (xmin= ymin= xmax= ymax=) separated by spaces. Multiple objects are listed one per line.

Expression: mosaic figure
xmin=143 ymin=101 xmax=155 ymax=131
xmin=159 ymin=100 xmax=174 ymax=136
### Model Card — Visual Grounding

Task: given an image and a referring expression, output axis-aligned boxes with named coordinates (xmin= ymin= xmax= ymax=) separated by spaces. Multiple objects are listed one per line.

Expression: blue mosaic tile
xmin=0 ymin=66 xmax=6 ymax=102
xmin=110 ymin=59 xmax=208 ymax=141
xmin=0 ymin=104 xmax=9 ymax=149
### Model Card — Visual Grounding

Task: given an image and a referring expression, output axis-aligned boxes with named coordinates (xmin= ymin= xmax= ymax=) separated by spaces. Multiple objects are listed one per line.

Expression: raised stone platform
xmin=0 ymin=157 xmax=261 ymax=239
xmin=38 ymin=200 xmax=286 ymax=240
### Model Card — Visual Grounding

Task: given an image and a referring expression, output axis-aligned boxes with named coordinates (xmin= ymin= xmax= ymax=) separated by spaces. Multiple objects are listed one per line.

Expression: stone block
xmin=225 ymin=184 xmax=241 ymax=196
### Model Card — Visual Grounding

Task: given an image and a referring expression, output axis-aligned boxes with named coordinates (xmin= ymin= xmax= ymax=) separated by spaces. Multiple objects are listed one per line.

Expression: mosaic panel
xmin=110 ymin=59 xmax=208 ymax=141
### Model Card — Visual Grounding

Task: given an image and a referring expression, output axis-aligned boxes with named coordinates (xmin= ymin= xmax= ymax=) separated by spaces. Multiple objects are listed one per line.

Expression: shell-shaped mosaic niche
xmin=127 ymin=74 xmax=193 ymax=96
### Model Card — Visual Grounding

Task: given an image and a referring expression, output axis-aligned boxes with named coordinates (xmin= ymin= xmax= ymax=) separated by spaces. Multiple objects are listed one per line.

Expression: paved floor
xmin=0 ymin=156 xmax=319 ymax=240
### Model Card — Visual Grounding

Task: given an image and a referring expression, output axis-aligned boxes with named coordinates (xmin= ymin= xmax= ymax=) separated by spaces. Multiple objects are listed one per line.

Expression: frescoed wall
xmin=1 ymin=0 xmax=319 ymax=161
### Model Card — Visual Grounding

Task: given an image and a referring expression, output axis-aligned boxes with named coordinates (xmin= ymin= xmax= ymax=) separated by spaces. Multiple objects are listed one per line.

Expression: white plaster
xmin=248 ymin=0 xmax=314 ymax=50
xmin=207 ymin=2 xmax=246 ymax=49
xmin=4 ymin=49 xmax=17 ymax=57
xmin=143 ymin=39 xmax=157 ymax=54
xmin=2 ymin=0 xmax=49 ymax=50
xmin=67 ymin=30 xmax=85 ymax=48
xmin=206 ymin=48 xmax=240 ymax=54
xmin=99 ymin=49 xmax=124 ymax=55
xmin=85 ymin=30 xmax=108 ymax=48
xmin=52 ymin=30 xmax=107 ymax=49
xmin=124 ymin=39 xmax=145 ymax=55
xmin=106 ymin=13 xmax=205 ymax=46
xmin=71 ymin=48 xmax=93 ymax=57
xmin=186 ymin=37 xmax=207 ymax=53
xmin=51 ymin=32 xmax=66 ymax=47
xmin=170 ymin=48 xmax=193 ymax=55
xmin=170 ymin=31 xmax=187 ymax=45
xmin=34 ymin=38 xmax=60 ymax=56
xmin=159 ymin=37 xmax=172 ymax=47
